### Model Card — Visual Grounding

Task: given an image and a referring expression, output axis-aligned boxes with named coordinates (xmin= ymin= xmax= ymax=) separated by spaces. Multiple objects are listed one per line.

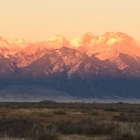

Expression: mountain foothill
xmin=0 ymin=32 xmax=140 ymax=101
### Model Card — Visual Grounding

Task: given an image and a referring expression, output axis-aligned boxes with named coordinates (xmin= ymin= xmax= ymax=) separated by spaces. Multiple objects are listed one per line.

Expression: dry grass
xmin=61 ymin=135 xmax=109 ymax=140
xmin=0 ymin=102 xmax=139 ymax=140
xmin=0 ymin=137 xmax=27 ymax=140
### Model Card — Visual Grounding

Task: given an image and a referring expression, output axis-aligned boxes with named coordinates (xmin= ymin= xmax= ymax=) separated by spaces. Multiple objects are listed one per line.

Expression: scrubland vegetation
xmin=0 ymin=102 xmax=140 ymax=140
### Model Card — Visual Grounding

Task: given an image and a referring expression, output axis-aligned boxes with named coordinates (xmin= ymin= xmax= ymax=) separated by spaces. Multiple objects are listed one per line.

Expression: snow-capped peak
xmin=47 ymin=34 xmax=69 ymax=45
xmin=7 ymin=39 xmax=26 ymax=44
xmin=69 ymin=32 xmax=94 ymax=47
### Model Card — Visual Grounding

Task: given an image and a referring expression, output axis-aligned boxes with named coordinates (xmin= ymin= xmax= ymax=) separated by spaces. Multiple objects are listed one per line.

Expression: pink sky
xmin=0 ymin=0 xmax=140 ymax=41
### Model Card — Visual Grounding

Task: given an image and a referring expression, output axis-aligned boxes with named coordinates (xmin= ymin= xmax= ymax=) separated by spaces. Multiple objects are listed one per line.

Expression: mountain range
xmin=0 ymin=32 xmax=140 ymax=101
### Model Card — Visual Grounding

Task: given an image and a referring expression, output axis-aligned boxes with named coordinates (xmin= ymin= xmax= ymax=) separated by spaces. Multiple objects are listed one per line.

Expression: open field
xmin=0 ymin=102 xmax=140 ymax=140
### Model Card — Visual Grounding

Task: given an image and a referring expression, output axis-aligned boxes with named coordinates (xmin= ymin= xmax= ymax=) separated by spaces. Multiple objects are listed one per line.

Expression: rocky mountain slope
xmin=0 ymin=32 xmax=140 ymax=101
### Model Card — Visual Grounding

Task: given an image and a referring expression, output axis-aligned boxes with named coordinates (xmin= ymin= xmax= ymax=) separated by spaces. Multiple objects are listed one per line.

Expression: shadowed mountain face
xmin=0 ymin=32 xmax=140 ymax=100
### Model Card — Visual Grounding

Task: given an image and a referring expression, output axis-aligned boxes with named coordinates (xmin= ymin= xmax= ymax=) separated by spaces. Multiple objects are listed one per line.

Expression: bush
xmin=0 ymin=118 xmax=59 ymax=140
xmin=110 ymin=124 xmax=140 ymax=140
xmin=112 ymin=113 xmax=140 ymax=123
xmin=53 ymin=110 xmax=66 ymax=115
xmin=55 ymin=118 xmax=119 ymax=135
xmin=37 ymin=133 xmax=59 ymax=140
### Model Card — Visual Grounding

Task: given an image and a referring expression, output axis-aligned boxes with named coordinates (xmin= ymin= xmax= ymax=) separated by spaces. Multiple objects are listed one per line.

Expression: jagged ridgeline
xmin=0 ymin=32 xmax=140 ymax=101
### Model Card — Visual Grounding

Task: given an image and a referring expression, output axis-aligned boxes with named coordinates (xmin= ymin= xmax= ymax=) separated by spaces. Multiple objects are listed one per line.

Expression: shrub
xmin=37 ymin=133 xmax=59 ymax=140
xmin=55 ymin=118 xmax=119 ymax=135
xmin=112 ymin=113 xmax=140 ymax=123
xmin=53 ymin=110 xmax=66 ymax=115
xmin=0 ymin=118 xmax=59 ymax=140
xmin=110 ymin=124 xmax=140 ymax=140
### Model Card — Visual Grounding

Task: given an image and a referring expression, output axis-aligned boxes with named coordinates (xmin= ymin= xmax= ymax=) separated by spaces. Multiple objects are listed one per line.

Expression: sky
xmin=0 ymin=0 xmax=140 ymax=41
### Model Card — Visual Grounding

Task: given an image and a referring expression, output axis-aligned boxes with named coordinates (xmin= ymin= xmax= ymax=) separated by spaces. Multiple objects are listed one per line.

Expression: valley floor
xmin=0 ymin=102 xmax=140 ymax=140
